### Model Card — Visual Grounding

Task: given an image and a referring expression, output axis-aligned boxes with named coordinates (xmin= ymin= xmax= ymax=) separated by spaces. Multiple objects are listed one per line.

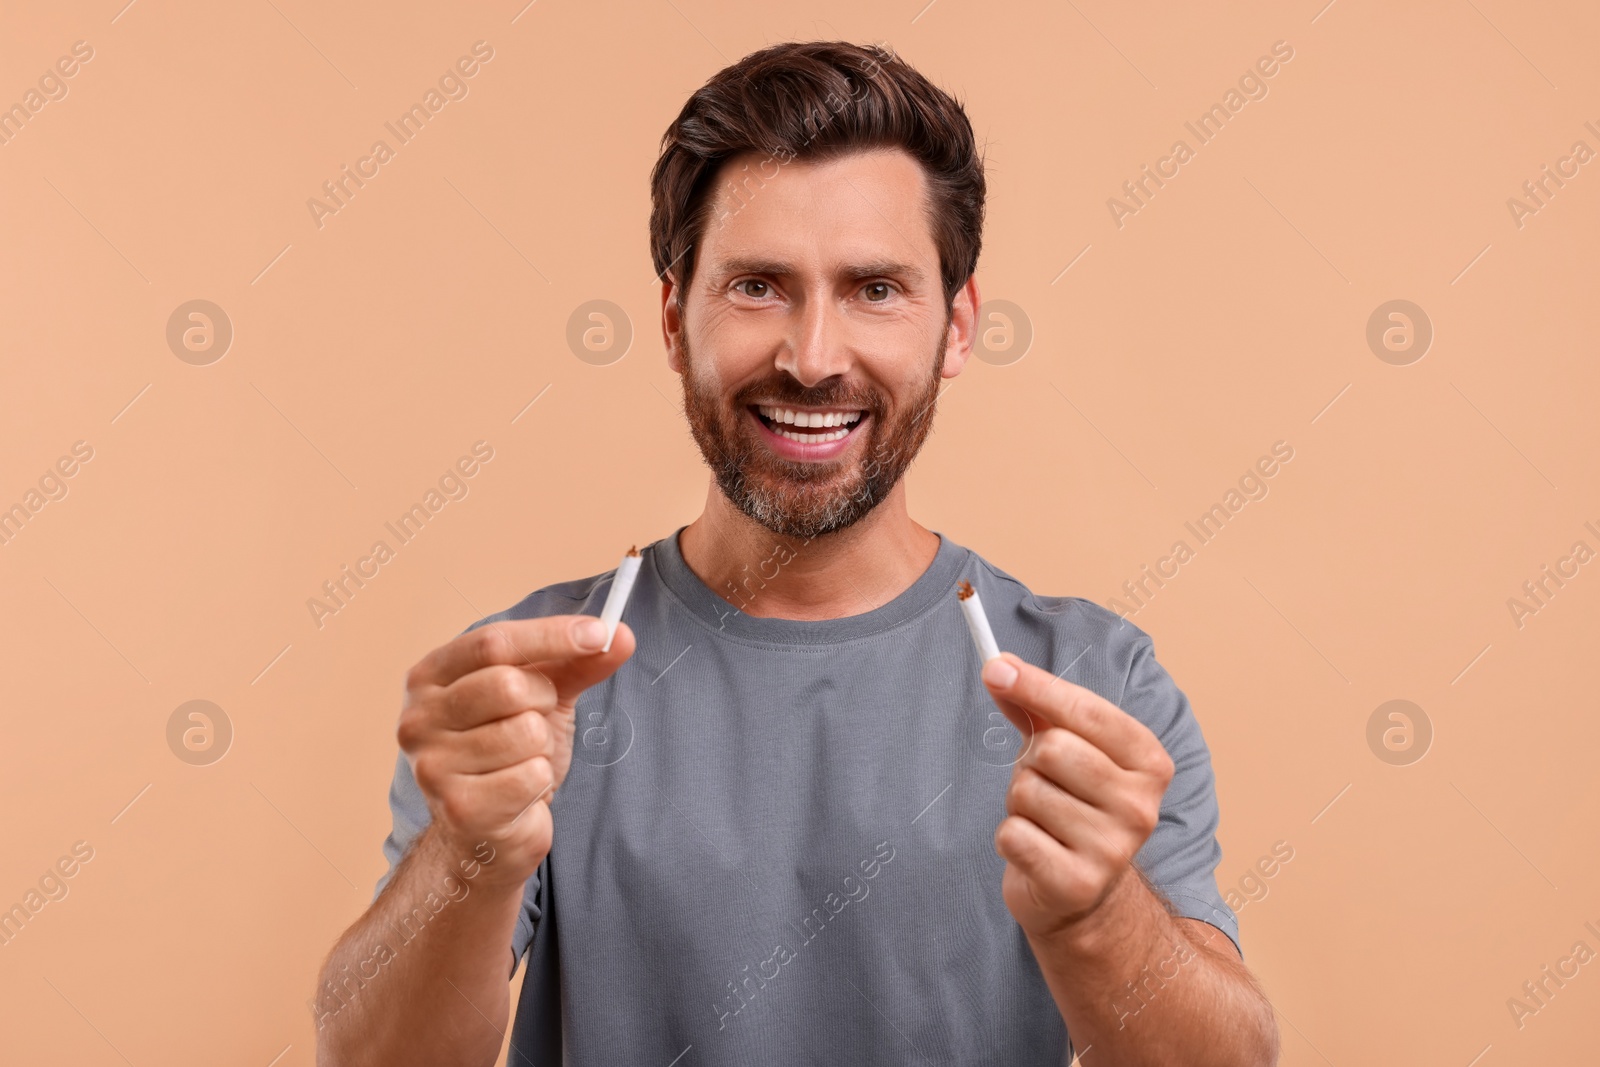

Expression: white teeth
xmin=756 ymin=404 xmax=864 ymax=428
xmin=772 ymin=426 xmax=850 ymax=443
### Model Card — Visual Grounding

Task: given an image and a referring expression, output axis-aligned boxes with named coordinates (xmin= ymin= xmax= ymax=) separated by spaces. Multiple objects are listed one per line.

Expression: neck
xmin=677 ymin=480 xmax=941 ymax=621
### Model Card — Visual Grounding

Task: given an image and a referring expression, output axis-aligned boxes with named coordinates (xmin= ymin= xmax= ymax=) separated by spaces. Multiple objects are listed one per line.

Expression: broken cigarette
xmin=598 ymin=546 xmax=641 ymax=652
xmin=956 ymin=579 xmax=1001 ymax=663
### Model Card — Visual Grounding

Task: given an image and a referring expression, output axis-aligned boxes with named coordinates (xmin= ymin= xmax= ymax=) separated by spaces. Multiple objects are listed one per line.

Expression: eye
xmin=734 ymin=279 xmax=771 ymax=299
xmin=861 ymin=281 xmax=893 ymax=302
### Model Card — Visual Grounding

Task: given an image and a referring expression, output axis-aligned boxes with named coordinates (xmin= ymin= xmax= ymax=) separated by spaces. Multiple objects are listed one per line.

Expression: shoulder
xmin=961 ymin=546 xmax=1157 ymax=682
xmin=953 ymin=547 xmax=1171 ymax=713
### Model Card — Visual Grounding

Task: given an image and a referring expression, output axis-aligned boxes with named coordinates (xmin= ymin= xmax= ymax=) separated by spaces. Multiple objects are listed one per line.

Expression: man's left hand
xmin=980 ymin=652 xmax=1176 ymax=941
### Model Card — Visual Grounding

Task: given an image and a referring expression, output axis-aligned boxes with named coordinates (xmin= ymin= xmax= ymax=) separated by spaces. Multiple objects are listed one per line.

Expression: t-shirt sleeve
xmin=373 ymin=749 xmax=545 ymax=975
xmin=1119 ymin=637 xmax=1242 ymax=959
xmin=373 ymin=750 xmax=427 ymax=899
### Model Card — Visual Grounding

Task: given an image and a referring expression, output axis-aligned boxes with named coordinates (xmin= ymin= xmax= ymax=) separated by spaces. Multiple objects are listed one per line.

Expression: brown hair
xmin=649 ymin=40 xmax=986 ymax=314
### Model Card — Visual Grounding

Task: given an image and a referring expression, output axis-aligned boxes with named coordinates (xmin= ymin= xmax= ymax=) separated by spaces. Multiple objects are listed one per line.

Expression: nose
xmin=773 ymin=293 xmax=853 ymax=388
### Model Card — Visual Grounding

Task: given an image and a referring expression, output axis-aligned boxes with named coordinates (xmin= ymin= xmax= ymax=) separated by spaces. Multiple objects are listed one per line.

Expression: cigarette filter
xmin=956 ymin=579 xmax=1001 ymax=663
xmin=598 ymin=546 xmax=641 ymax=652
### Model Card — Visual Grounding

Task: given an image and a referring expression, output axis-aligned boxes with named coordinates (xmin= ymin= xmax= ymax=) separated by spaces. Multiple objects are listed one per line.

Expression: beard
xmin=678 ymin=331 xmax=945 ymax=541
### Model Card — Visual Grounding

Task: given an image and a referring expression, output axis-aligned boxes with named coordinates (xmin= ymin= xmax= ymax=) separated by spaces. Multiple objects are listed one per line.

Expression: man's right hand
xmin=396 ymin=615 xmax=635 ymax=889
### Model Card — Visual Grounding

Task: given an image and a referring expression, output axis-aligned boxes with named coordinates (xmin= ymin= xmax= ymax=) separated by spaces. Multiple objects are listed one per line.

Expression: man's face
xmin=664 ymin=147 xmax=975 ymax=540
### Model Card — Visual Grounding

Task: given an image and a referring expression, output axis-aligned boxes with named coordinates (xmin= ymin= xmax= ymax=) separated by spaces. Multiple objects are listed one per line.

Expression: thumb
xmin=536 ymin=619 xmax=636 ymax=709
xmin=984 ymin=654 xmax=1045 ymax=746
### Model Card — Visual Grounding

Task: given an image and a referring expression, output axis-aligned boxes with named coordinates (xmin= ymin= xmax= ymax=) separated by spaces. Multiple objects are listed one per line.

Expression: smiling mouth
xmin=750 ymin=404 xmax=865 ymax=444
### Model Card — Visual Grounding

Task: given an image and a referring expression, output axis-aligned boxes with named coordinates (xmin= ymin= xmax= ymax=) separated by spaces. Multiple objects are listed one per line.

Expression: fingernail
xmin=983 ymin=657 xmax=1018 ymax=688
xmin=575 ymin=619 xmax=608 ymax=650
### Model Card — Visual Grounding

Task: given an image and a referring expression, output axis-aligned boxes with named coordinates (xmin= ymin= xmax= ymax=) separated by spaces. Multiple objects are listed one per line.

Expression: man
xmin=316 ymin=40 xmax=1279 ymax=1066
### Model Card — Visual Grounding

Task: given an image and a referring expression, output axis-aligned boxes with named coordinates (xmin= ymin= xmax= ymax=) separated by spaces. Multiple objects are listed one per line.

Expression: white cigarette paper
xmin=956 ymin=579 xmax=1001 ymax=663
xmin=598 ymin=546 xmax=641 ymax=652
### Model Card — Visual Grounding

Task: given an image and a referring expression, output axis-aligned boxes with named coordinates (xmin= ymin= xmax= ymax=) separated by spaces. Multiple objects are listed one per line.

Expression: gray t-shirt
xmin=376 ymin=527 xmax=1238 ymax=1064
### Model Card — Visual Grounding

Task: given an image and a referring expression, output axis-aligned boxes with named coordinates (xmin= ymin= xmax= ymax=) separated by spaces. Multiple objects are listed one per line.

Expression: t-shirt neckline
xmin=649 ymin=524 xmax=969 ymax=647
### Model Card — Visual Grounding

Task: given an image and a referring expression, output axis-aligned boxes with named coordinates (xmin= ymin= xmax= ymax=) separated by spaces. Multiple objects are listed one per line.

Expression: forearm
xmin=315 ymin=824 xmax=530 ymax=1067
xmin=1030 ymin=872 xmax=1278 ymax=1066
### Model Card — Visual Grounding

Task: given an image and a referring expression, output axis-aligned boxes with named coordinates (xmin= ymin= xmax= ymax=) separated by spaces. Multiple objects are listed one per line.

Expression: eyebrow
xmin=709 ymin=256 xmax=928 ymax=285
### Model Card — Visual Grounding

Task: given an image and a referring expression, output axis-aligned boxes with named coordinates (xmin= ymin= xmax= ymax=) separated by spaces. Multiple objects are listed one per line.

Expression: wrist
xmin=1029 ymin=866 xmax=1147 ymax=960
xmin=423 ymin=825 xmax=539 ymax=896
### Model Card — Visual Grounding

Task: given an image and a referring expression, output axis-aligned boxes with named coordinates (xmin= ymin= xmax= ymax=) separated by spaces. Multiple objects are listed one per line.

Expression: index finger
xmin=409 ymin=615 xmax=610 ymax=689
xmin=981 ymin=653 xmax=1164 ymax=772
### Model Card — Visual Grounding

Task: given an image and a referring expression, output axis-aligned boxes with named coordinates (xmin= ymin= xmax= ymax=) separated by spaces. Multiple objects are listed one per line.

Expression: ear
xmin=661 ymin=274 xmax=685 ymax=374
xmin=941 ymin=275 xmax=980 ymax=379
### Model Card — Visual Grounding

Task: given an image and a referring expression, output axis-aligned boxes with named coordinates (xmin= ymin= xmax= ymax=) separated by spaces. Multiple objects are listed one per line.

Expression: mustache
xmin=732 ymin=377 xmax=887 ymax=417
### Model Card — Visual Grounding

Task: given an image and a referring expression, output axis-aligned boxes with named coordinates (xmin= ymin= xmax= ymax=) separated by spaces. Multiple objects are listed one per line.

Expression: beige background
xmin=2 ymin=0 xmax=1596 ymax=1063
